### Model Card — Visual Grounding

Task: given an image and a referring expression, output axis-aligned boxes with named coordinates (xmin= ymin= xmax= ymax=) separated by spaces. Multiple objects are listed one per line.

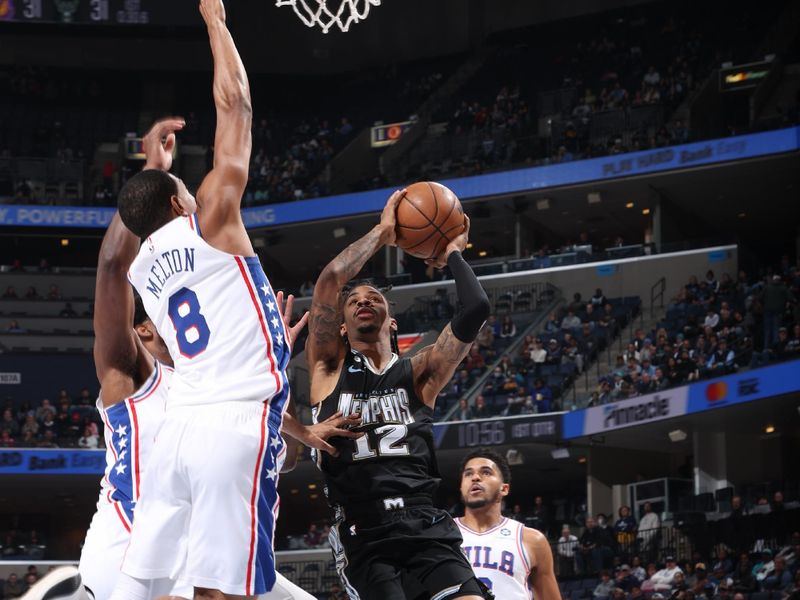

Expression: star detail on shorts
xmin=270 ymin=436 xmax=282 ymax=450
xmin=118 ymin=450 xmax=127 ymax=461
xmin=266 ymin=466 xmax=277 ymax=480
xmin=276 ymin=333 xmax=283 ymax=346
xmin=265 ymin=299 xmax=276 ymax=313
xmin=118 ymin=437 xmax=128 ymax=449
xmin=270 ymin=316 xmax=279 ymax=329
xmin=115 ymin=463 xmax=127 ymax=475
xmin=115 ymin=424 xmax=127 ymax=437
xmin=260 ymin=283 xmax=269 ymax=296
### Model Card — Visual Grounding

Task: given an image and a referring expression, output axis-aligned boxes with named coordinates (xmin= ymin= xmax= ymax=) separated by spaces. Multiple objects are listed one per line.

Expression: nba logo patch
xmin=500 ymin=528 xmax=511 ymax=537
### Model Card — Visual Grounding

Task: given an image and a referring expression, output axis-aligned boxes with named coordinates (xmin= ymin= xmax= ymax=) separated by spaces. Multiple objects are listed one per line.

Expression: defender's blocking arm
xmin=196 ymin=0 xmax=253 ymax=244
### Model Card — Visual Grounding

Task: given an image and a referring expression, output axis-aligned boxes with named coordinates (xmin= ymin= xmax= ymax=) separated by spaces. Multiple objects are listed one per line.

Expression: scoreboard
xmin=0 ymin=0 xmax=199 ymax=26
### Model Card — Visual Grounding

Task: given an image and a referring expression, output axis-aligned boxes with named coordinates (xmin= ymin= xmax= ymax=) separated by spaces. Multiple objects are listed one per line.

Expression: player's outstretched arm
xmin=307 ymin=190 xmax=404 ymax=400
xmin=93 ymin=212 xmax=145 ymax=396
xmin=411 ymin=216 xmax=490 ymax=407
xmin=527 ymin=527 xmax=560 ymax=600
xmin=195 ymin=0 xmax=254 ymax=254
xmin=94 ymin=118 xmax=184 ymax=400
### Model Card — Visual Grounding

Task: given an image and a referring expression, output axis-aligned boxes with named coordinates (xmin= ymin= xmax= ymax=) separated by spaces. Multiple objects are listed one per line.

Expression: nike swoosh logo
xmin=432 ymin=514 xmax=446 ymax=525
xmin=348 ymin=365 xmax=361 ymax=373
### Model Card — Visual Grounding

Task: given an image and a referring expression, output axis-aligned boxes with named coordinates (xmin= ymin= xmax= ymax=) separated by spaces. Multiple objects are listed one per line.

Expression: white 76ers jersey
xmin=456 ymin=517 xmax=532 ymax=600
xmin=96 ymin=361 xmax=173 ymax=531
xmin=128 ymin=215 xmax=290 ymax=412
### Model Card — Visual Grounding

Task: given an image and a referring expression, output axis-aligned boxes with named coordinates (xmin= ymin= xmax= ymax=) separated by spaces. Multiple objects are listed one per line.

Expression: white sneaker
xmin=20 ymin=566 xmax=88 ymax=600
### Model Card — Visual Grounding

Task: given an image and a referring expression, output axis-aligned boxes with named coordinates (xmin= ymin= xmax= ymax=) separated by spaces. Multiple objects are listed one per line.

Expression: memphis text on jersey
xmin=143 ymin=247 xmax=196 ymax=300
xmin=337 ymin=388 xmax=414 ymax=428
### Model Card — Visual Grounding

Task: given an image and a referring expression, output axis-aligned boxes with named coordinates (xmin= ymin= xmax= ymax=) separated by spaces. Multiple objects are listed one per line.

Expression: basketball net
xmin=275 ymin=0 xmax=380 ymax=34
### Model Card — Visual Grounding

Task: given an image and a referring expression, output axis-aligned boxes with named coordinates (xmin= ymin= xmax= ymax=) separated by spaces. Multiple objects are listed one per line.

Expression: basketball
xmin=395 ymin=182 xmax=466 ymax=260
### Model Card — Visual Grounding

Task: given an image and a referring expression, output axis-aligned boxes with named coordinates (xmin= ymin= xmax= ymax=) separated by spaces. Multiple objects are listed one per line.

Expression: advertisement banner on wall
xmin=0 ymin=449 xmax=105 ymax=475
xmin=433 ymin=413 xmax=561 ymax=450
xmin=686 ymin=360 xmax=800 ymax=414
xmin=563 ymin=387 xmax=689 ymax=439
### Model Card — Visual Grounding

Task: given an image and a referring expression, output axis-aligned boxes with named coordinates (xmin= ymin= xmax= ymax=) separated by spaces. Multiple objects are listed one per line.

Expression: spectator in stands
xmin=714 ymin=579 xmax=732 ymax=600
xmin=59 ymin=302 xmax=77 ymax=318
xmin=23 ymin=573 xmax=38 ymax=593
xmin=529 ymin=337 xmax=547 ymax=367
xmin=706 ymin=339 xmax=735 ymax=374
xmin=762 ymin=556 xmax=793 ymax=592
xmin=1 ymin=408 xmax=19 ymax=436
xmin=632 ymin=556 xmax=647 ymax=582
xmin=752 ymin=550 xmax=774 ymax=580
xmin=651 ymin=557 xmax=683 ymax=592
xmin=786 ymin=323 xmax=800 ymax=357
xmin=46 ymin=284 xmax=61 ymax=300
xmin=78 ymin=424 xmax=99 ymax=449
xmin=20 ymin=414 xmax=38 ymax=438
xmin=328 ymin=582 xmax=347 ymax=600
xmin=545 ymin=312 xmax=561 ymax=333
xmin=532 ymin=379 xmax=553 ymax=413
xmin=704 ymin=308 xmax=720 ymax=330
xmin=713 ymin=549 xmax=733 ymax=575
xmin=2 ymin=286 xmax=17 ymax=299
xmin=558 ymin=524 xmax=579 ymax=576
xmin=37 ymin=430 xmax=58 ymax=449
xmin=732 ymin=554 xmax=756 ymax=594
xmin=303 ymin=523 xmax=322 ymax=548
xmin=546 ymin=339 xmax=562 ymax=365
xmin=637 ymin=502 xmax=660 ymax=559
xmin=592 ymin=288 xmax=607 ymax=306
xmin=6 ymin=320 xmax=26 ymax=333
xmin=39 ymin=411 xmax=58 ymax=439
xmin=763 ymin=275 xmax=790 ymax=350
xmin=4 ymin=573 xmax=24 ymax=598
xmin=771 ymin=327 xmax=792 ymax=361
xmin=595 ymin=571 xmax=615 ymax=598
xmin=473 ymin=395 xmax=490 ymax=419
xmin=617 ymin=565 xmax=639 ymax=592
xmin=0 ymin=429 xmax=15 ymax=448
xmin=508 ymin=504 xmax=526 ymax=523
xmin=475 ymin=320 xmax=495 ymax=351
xmin=465 ymin=345 xmax=485 ymax=376
xmin=562 ymin=310 xmax=582 ymax=330
xmin=24 ymin=286 xmax=38 ymax=299
xmin=614 ymin=506 xmax=637 ymax=548
xmin=500 ymin=316 xmax=516 ymax=338
xmin=35 ymin=399 xmax=53 ymax=422
xmin=455 ymin=398 xmax=474 ymax=421
xmin=705 ymin=270 xmax=719 ymax=292
xmin=693 ymin=563 xmax=711 ymax=595
xmin=531 ymin=496 xmax=550 ymax=533
xmin=578 ymin=517 xmax=613 ymax=574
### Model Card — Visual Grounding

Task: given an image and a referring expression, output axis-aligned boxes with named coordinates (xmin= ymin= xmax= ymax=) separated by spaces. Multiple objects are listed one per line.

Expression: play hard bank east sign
xmin=583 ymin=387 xmax=689 ymax=435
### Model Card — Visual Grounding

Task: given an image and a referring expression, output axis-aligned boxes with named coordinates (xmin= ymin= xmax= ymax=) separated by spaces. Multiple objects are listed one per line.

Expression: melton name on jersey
xmin=128 ymin=214 xmax=290 ymax=413
xmin=312 ymin=349 xmax=440 ymax=507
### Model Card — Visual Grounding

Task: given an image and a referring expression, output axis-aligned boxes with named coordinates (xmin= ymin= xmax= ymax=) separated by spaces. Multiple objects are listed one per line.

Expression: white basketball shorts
xmin=121 ymin=400 xmax=286 ymax=595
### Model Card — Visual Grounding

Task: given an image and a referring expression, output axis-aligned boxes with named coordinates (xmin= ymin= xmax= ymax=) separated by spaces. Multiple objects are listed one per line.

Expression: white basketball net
xmin=275 ymin=0 xmax=381 ymax=34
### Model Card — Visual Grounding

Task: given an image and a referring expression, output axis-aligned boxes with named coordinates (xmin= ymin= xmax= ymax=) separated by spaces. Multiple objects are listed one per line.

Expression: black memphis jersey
xmin=312 ymin=349 xmax=440 ymax=507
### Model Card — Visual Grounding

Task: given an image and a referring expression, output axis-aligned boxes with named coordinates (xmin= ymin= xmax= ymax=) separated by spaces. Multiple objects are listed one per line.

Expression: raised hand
xmin=378 ymin=188 xmax=406 ymax=247
xmin=142 ymin=117 xmax=185 ymax=172
xmin=275 ymin=290 xmax=309 ymax=348
xmin=425 ymin=214 xmax=470 ymax=269
xmin=199 ymin=0 xmax=226 ymax=25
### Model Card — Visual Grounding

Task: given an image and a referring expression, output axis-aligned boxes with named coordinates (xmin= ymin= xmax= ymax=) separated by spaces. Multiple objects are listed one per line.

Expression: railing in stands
xmin=650 ymin=277 xmax=666 ymax=319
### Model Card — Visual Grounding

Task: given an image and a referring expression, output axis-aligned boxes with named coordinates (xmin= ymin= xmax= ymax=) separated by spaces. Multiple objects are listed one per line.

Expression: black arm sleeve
xmin=448 ymin=251 xmax=491 ymax=343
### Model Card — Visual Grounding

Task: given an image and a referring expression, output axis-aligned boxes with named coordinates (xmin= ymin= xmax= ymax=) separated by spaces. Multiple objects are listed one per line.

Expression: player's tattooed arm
xmin=307 ymin=190 xmax=404 ymax=375
xmin=411 ymin=323 xmax=472 ymax=407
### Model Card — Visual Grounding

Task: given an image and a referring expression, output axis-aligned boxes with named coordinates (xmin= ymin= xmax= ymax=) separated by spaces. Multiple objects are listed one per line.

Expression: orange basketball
xmin=395 ymin=182 xmax=465 ymax=260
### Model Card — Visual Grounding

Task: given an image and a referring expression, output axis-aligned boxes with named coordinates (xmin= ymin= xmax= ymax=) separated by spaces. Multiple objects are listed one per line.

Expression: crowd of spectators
xmin=589 ymin=264 xmax=800 ymax=406
xmin=0 ymin=388 xmax=101 ymax=449
xmin=0 ymin=564 xmax=52 ymax=598
xmin=439 ymin=290 xmax=640 ymax=418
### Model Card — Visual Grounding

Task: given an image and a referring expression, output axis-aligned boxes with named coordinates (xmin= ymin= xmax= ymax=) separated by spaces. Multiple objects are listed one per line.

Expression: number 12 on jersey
xmin=352 ymin=424 xmax=410 ymax=460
